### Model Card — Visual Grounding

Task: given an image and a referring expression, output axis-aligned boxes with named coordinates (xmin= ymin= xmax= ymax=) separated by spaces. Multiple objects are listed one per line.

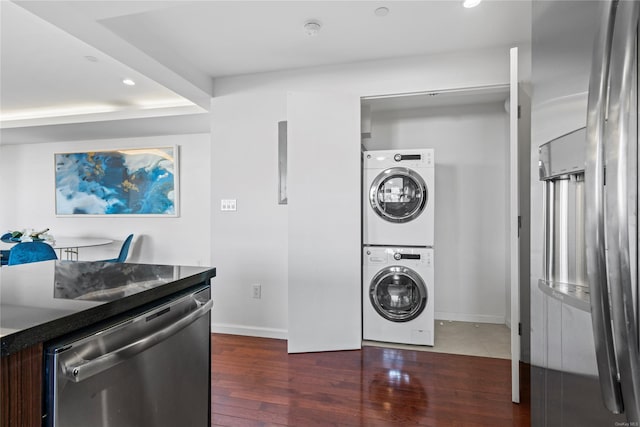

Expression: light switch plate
xmin=221 ymin=199 xmax=237 ymax=211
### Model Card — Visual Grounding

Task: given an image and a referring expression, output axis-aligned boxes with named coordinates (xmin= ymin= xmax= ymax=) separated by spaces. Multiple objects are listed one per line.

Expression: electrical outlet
xmin=252 ymin=284 xmax=261 ymax=299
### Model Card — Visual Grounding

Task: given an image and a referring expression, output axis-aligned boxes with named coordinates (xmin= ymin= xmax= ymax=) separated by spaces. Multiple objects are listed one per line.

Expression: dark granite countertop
xmin=0 ymin=260 xmax=216 ymax=356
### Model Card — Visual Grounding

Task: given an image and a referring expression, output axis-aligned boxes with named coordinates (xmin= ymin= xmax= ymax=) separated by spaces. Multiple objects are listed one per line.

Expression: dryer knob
xmin=394 ymin=154 xmax=402 ymax=162
xmin=394 ymin=253 xmax=402 ymax=260
xmin=366 ymin=250 xmax=371 ymax=255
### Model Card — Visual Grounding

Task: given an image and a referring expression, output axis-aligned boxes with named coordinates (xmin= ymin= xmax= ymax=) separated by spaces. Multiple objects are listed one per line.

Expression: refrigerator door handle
xmin=585 ymin=0 xmax=624 ymax=414
xmin=604 ymin=0 xmax=640 ymax=421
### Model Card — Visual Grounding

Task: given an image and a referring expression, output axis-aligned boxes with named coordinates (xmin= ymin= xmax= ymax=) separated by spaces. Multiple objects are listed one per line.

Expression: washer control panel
xmin=364 ymin=247 xmax=432 ymax=266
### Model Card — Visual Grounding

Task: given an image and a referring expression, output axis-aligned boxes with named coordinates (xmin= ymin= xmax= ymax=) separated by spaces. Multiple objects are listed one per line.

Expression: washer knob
xmin=394 ymin=154 xmax=402 ymax=162
xmin=394 ymin=253 xmax=402 ymax=260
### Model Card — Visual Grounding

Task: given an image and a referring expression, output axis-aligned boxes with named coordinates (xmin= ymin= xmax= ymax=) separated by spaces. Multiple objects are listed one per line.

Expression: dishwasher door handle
xmin=64 ymin=298 xmax=213 ymax=383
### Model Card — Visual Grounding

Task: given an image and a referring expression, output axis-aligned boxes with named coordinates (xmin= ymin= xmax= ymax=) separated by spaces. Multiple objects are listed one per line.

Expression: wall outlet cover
xmin=221 ymin=199 xmax=237 ymax=211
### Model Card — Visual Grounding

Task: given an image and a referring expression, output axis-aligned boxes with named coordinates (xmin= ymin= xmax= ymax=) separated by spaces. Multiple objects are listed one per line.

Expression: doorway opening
xmin=360 ymin=84 xmax=514 ymax=360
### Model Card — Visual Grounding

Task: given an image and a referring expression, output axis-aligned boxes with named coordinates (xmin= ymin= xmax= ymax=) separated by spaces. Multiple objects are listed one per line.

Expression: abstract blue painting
xmin=55 ymin=147 xmax=178 ymax=216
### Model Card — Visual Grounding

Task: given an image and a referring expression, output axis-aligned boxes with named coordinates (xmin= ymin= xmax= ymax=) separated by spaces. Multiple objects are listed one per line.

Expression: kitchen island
xmin=0 ymin=260 xmax=216 ymax=427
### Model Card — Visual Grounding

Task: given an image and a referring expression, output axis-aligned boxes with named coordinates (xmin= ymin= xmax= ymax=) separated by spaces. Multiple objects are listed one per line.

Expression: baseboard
xmin=211 ymin=322 xmax=288 ymax=340
xmin=212 ymin=315 xmax=506 ymax=340
xmin=435 ymin=311 xmax=506 ymax=325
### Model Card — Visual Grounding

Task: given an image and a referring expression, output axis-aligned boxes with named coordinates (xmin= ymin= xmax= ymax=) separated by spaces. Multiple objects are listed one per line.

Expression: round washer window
xmin=369 ymin=168 xmax=427 ymax=223
xmin=369 ymin=266 xmax=427 ymax=322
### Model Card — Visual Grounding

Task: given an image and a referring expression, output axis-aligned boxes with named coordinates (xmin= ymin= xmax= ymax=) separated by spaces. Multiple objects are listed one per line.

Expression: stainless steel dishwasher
xmin=44 ymin=286 xmax=212 ymax=427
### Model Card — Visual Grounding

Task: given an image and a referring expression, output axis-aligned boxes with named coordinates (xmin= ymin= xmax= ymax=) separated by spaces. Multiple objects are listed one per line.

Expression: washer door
xmin=369 ymin=266 xmax=427 ymax=322
xmin=369 ymin=168 xmax=427 ymax=223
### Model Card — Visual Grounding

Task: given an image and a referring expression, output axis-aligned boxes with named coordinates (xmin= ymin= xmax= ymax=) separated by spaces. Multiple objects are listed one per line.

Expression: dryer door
xmin=369 ymin=266 xmax=428 ymax=322
xmin=369 ymin=168 xmax=427 ymax=223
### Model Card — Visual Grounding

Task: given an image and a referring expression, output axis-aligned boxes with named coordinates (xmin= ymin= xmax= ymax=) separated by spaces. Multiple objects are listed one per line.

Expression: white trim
xmin=211 ymin=322 xmax=288 ymax=340
xmin=360 ymin=83 xmax=510 ymax=101
xmin=509 ymin=46 xmax=521 ymax=404
xmin=435 ymin=311 xmax=507 ymax=325
xmin=1 ymin=104 xmax=205 ymax=129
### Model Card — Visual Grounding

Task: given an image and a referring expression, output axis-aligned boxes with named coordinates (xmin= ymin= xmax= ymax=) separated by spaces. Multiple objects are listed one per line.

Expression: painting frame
xmin=54 ymin=146 xmax=180 ymax=217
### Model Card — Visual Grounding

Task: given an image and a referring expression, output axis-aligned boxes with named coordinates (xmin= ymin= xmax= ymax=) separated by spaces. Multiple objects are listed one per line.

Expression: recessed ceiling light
xmin=463 ymin=0 xmax=482 ymax=8
xmin=374 ymin=7 xmax=389 ymax=17
xmin=122 ymin=78 xmax=136 ymax=86
xmin=304 ymin=20 xmax=321 ymax=37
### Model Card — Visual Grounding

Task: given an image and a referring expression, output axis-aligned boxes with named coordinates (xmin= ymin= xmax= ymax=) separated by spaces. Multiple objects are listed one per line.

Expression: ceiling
xmin=0 ymin=0 xmax=531 ymax=144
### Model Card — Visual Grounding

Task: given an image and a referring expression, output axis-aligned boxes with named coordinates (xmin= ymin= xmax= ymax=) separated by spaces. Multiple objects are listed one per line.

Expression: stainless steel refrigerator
xmin=532 ymin=1 xmax=639 ymax=425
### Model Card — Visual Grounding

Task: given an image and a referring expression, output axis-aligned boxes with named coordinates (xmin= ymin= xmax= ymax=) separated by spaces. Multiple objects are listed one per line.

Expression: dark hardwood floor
xmin=211 ymin=334 xmax=530 ymax=426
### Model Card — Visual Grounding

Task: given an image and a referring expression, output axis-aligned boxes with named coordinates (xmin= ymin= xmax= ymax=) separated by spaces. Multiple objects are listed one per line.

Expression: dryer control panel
xmin=364 ymin=247 xmax=432 ymax=267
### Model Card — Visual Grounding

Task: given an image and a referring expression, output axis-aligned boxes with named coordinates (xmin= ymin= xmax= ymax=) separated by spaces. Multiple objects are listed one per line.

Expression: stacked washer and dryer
xmin=362 ymin=149 xmax=435 ymax=346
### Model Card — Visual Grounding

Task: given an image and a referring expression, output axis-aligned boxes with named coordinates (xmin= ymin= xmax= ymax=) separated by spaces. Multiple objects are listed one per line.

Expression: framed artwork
xmin=55 ymin=146 xmax=179 ymax=216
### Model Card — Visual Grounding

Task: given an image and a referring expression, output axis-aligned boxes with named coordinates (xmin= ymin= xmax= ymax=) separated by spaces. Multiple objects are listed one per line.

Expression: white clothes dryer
xmin=363 ymin=149 xmax=435 ymax=247
xmin=363 ymin=246 xmax=434 ymax=346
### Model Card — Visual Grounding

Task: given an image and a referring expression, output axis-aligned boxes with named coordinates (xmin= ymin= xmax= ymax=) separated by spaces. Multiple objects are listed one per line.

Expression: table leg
xmin=63 ymin=248 xmax=78 ymax=261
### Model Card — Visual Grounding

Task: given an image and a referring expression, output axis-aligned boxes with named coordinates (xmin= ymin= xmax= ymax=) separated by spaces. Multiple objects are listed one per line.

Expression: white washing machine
xmin=363 ymin=246 xmax=434 ymax=346
xmin=363 ymin=149 xmax=435 ymax=247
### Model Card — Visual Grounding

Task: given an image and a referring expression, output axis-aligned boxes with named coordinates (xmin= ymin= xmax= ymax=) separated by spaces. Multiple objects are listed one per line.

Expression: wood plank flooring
xmin=211 ymin=334 xmax=530 ymax=426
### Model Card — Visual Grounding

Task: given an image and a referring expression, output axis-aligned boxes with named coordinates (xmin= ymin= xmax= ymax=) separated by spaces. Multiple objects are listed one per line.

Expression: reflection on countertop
xmin=53 ymin=261 xmax=175 ymax=301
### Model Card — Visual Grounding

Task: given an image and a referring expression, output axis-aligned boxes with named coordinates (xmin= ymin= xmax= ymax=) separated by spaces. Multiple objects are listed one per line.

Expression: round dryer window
xmin=369 ymin=266 xmax=428 ymax=322
xmin=369 ymin=168 xmax=427 ymax=223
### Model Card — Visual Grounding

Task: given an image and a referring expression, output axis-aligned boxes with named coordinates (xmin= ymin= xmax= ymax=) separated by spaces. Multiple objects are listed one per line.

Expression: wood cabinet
xmin=1 ymin=344 xmax=42 ymax=427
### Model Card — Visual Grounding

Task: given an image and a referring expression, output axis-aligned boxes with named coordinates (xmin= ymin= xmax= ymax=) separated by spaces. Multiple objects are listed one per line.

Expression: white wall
xmin=210 ymin=47 xmax=515 ymax=338
xmin=210 ymin=93 xmax=289 ymax=338
xmin=365 ymin=102 xmax=509 ymax=323
xmin=0 ymin=134 xmax=211 ymax=266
